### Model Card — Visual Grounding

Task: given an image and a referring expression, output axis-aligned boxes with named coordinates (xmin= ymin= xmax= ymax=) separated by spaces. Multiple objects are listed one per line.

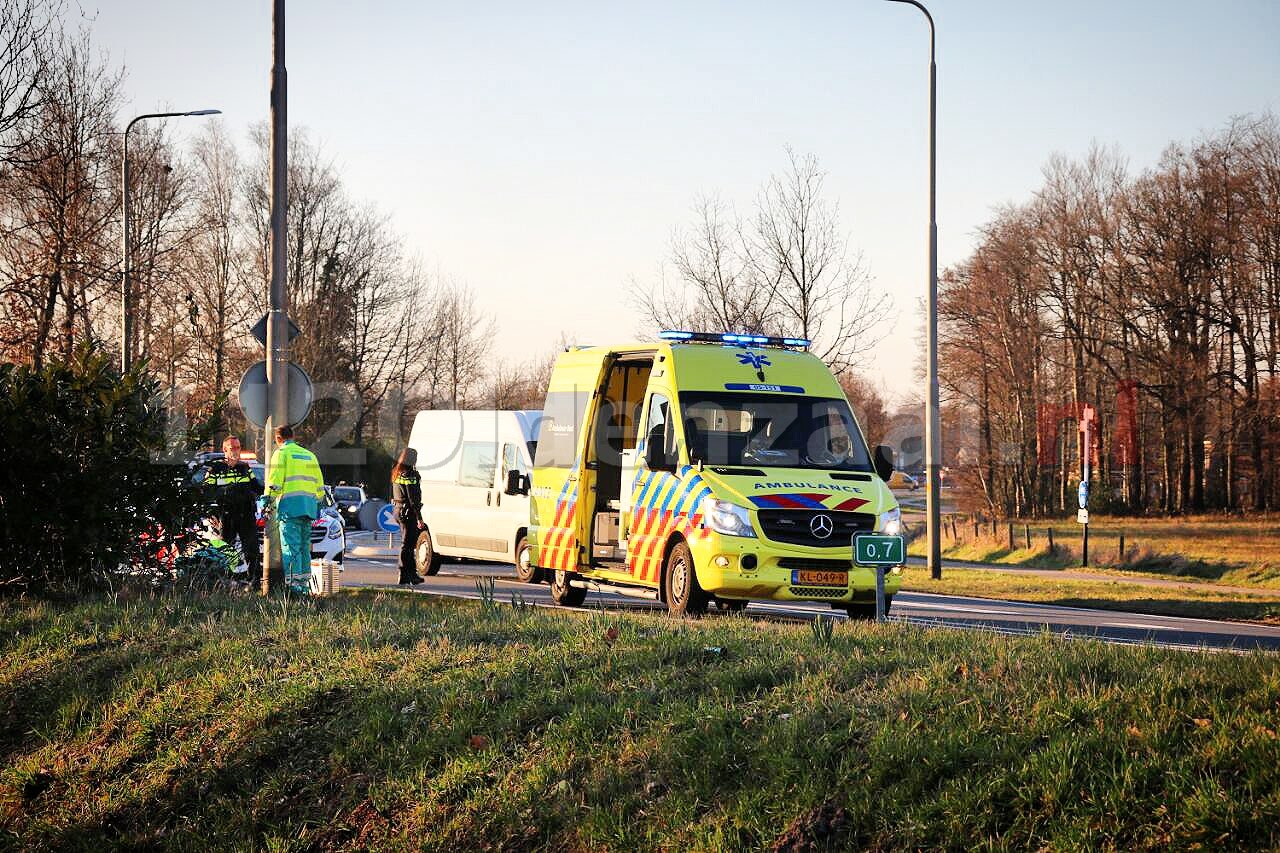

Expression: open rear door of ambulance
xmin=529 ymin=350 xmax=612 ymax=574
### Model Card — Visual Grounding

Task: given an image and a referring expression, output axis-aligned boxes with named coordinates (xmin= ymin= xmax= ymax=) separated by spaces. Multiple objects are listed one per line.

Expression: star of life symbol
xmin=809 ymin=514 xmax=834 ymax=539
xmin=737 ymin=351 xmax=771 ymax=369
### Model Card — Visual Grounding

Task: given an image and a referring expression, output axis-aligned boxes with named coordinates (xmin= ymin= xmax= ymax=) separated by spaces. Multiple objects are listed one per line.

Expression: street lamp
xmin=884 ymin=0 xmax=941 ymax=579
xmin=121 ymin=108 xmax=221 ymax=373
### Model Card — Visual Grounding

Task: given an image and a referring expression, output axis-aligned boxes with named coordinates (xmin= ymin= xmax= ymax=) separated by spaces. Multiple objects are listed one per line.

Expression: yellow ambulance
xmin=525 ymin=331 xmax=905 ymax=616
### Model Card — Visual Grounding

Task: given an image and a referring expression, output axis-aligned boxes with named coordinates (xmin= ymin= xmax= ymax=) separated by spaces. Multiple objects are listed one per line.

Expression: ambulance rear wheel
xmin=664 ymin=541 xmax=708 ymax=616
xmin=550 ymin=569 xmax=587 ymax=607
xmin=415 ymin=528 xmax=442 ymax=577
xmin=513 ymin=536 xmax=542 ymax=584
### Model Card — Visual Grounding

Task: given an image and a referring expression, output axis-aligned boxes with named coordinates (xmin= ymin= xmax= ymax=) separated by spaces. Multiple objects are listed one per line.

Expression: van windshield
xmin=677 ymin=392 xmax=873 ymax=472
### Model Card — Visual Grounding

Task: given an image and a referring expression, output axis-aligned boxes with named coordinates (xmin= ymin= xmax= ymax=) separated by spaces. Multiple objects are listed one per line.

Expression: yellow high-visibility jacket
xmin=267 ymin=440 xmax=325 ymax=518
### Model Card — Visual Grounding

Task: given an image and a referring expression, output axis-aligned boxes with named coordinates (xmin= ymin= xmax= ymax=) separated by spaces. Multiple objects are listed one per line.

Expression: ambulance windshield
xmin=677 ymin=392 xmax=874 ymax=472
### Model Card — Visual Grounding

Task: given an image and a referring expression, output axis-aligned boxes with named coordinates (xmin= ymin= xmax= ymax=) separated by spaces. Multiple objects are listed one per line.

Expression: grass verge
xmin=1 ymin=591 xmax=1278 ymax=851
xmin=901 ymin=568 xmax=1280 ymax=625
xmin=907 ymin=515 xmax=1280 ymax=590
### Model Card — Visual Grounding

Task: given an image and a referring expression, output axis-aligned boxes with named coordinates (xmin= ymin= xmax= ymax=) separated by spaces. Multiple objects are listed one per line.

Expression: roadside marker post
xmin=1079 ymin=405 xmax=1096 ymax=567
xmin=854 ymin=534 xmax=905 ymax=623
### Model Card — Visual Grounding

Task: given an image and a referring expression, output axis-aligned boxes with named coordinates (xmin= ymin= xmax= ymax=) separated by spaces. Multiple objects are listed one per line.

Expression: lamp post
xmin=121 ymin=108 xmax=220 ymax=373
xmin=884 ymin=0 xmax=941 ymax=579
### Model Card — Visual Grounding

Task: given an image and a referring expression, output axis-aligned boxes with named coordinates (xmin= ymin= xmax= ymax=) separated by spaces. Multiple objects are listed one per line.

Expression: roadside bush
xmin=0 ymin=346 xmax=207 ymax=596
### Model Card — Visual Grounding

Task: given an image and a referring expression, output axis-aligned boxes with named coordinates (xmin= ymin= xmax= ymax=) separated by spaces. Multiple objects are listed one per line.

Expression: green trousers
xmin=278 ymin=515 xmax=313 ymax=593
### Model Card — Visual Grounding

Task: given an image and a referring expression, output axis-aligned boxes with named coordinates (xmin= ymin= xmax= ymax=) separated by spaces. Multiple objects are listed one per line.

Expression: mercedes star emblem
xmin=809 ymin=514 xmax=834 ymax=539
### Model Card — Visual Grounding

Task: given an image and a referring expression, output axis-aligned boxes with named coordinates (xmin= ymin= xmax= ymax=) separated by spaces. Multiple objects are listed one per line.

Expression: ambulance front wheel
xmin=550 ymin=569 xmax=587 ymax=607
xmin=514 ymin=536 xmax=542 ymax=584
xmin=841 ymin=596 xmax=893 ymax=620
xmin=415 ymin=528 xmax=442 ymax=577
xmin=664 ymin=541 xmax=708 ymax=616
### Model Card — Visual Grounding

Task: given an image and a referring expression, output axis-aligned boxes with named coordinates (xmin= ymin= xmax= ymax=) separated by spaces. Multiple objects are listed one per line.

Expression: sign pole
xmin=263 ymin=0 xmax=289 ymax=594
xmin=1080 ymin=406 xmax=1093 ymax=568
xmin=875 ymin=565 xmax=886 ymax=622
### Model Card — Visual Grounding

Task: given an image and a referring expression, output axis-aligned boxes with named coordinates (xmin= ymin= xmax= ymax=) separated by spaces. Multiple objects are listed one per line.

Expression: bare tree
xmin=432 ymin=283 xmax=494 ymax=409
xmin=0 ymin=0 xmax=59 ymax=161
xmin=634 ymin=195 xmax=772 ymax=333
xmin=750 ymin=149 xmax=890 ymax=373
xmin=185 ymin=120 xmax=255 ymax=405
xmin=0 ymin=27 xmax=121 ymax=365
xmin=635 ymin=150 xmax=890 ymax=373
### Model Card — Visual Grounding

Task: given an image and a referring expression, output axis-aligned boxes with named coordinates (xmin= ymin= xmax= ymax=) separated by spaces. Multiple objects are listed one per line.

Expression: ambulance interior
xmin=588 ymin=356 xmax=655 ymax=563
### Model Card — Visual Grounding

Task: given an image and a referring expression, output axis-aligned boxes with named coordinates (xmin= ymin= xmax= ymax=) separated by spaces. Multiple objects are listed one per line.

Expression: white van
xmin=406 ymin=410 xmax=542 ymax=581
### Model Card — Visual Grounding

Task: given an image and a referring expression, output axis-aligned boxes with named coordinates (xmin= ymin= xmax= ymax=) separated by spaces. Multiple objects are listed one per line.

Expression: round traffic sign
xmin=376 ymin=503 xmax=400 ymax=533
xmin=237 ymin=361 xmax=314 ymax=427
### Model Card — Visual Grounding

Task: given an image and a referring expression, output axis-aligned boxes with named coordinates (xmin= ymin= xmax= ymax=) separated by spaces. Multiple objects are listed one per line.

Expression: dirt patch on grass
xmin=769 ymin=800 xmax=848 ymax=852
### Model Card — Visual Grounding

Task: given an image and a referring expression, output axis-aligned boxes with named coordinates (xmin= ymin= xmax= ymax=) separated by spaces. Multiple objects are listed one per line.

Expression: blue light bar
xmin=658 ymin=330 xmax=810 ymax=349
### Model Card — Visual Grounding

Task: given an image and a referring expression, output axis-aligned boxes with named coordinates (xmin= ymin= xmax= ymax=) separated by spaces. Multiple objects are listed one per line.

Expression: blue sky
xmin=92 ymin=1 xmax=1280 ymax=404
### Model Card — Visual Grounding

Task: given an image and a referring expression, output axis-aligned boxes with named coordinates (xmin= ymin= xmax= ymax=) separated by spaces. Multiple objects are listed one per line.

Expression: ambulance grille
xmin=778 ymin=558 xmax=853 ymax=572
xmin=790 ymin=586 xmax=847 ymax=599
xmin=757 ymin=509 xmax=875 ymax=547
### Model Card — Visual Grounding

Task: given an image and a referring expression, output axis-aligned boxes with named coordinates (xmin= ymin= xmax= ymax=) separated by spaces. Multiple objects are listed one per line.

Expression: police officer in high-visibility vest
xmin=266 ymin=425 xmax=325 ymax=591
xmin=206 ymin=435 xmax=264 ymax=583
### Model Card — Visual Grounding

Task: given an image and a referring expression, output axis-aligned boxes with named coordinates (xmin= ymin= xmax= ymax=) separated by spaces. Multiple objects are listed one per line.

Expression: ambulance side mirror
xmin=874 ymin=445 xmax=894 ymax=482
xmin=645 ymin=425 xmax=674 ymax=472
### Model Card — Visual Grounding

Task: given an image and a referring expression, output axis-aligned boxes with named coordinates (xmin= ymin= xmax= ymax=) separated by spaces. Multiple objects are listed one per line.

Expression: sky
xmin=91 ymin=0 xmax=1280 ymax=406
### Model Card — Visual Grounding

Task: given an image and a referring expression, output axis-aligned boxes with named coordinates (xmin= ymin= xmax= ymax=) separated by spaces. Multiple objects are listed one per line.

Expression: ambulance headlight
xmin=879 ymin=507 xmax=902 ymax=537
xmin=705 ymin=499 xmax=757 ymax=538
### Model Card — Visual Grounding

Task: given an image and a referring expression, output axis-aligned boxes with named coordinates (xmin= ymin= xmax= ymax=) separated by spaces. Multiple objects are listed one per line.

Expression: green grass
xmin=2 ymin=591 xmax=1279 ymax=851
xmin=902 ymin=568 xmax=1280 ymax=624
xmin=907 ymin=515 xmax=1280 ymax=590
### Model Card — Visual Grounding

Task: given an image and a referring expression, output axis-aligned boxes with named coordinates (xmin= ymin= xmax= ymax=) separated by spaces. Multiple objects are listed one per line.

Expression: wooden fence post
xmin=1118 ymin=532 xmax=1125 ymax=562
xmin=1007 ymin=522 xmax=1014 ymax=550
xmin=1047 ymin=527 xmax=1055 ymax=554
xmin=1024 ymin=524 xmax=1031 ymax=550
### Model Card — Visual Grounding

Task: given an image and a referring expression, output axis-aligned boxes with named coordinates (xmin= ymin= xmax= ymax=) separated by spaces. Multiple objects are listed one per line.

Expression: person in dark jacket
xmin=391 ymin=448 xmax=425 ymax=584
xmin=205 ymin=436 xmax=264 ymax=582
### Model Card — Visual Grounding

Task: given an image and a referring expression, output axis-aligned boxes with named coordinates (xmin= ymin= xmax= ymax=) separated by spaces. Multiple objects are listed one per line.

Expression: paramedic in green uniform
xmin=266 ymin=425 xmax=325 ymax=591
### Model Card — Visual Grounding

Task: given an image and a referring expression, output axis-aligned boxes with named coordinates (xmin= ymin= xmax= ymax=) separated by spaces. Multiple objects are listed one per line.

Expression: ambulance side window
xmin=646 ymin=394 xmax=669 ymax=436
xmin=644 ymin=394 xmax=673 ymax=464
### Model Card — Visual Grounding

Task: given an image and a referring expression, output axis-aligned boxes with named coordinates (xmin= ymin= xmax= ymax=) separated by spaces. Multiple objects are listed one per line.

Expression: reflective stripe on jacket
xmin=391 ymin=469 xmax=422 ymax=520
xmin=206 ymin=460 xmax=264 ymax=513
xmin=267 ymin=440 xmax=324 ymax=518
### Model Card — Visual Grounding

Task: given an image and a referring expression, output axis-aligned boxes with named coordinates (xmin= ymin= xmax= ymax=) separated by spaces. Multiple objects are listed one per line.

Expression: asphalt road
xmin=338 ymin=555 xmax=1280 ymax=653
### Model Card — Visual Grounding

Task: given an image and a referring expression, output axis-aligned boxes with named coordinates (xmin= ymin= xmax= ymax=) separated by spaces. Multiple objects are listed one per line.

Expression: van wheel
xmin=664 ymin=541 xmax=707 ymax=616
xmin=514 ymin=536 xmax=542 ymax=584
xmin=843 ymin=595 xmax=892 ymax=620
xmin=415 ymin=528 xmax=442 ymax=577
xmin=550 ymin=569 xmax=587 ymax=607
